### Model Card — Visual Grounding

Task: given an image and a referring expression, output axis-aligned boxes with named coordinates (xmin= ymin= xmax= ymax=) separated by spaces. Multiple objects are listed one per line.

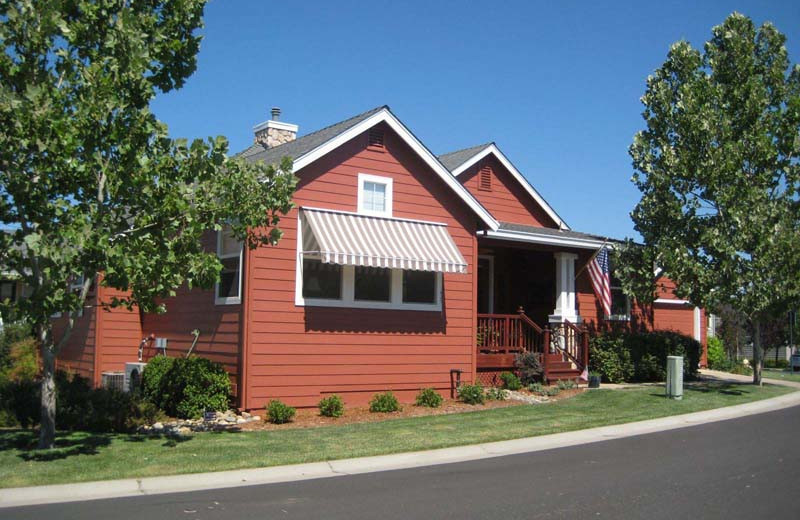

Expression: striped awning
xmin=301 ymin=208 xmax=467 ymax=273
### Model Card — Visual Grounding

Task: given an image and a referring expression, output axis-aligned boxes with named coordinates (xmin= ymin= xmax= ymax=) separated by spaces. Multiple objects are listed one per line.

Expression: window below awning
xmin=300 ymin=207 xmax=468 ymax=274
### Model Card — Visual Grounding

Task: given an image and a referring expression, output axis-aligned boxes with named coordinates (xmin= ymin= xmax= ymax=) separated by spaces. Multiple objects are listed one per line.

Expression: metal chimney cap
xmin=270 ymin=107 xmax=281 ymax=121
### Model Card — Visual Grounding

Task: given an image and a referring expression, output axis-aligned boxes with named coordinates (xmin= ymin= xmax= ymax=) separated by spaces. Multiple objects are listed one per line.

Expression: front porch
xmin=474 ymin=227 xmax=602 ymax=384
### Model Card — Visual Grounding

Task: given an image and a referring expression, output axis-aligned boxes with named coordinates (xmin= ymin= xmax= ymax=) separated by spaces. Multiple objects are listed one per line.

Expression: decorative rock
xmin=152 ymin=422 xmax=164 ymax=430
xmin=241 ymin=412 xmax=251 ymax=418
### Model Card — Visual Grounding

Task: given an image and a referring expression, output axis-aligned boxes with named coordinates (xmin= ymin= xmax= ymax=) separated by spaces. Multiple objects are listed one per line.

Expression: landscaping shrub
xmin=318 ymin=394 xmax=345 ymax=417
xmin=369 ymin=391 xmax=401 ymax=413
xmin=457 ymin=383 xmax=485 ymax=405
xmin=485 ymin=387 xmax=507 ymax=401
xmin=267 ymin=399 xmax=296 ymax=424
xmin=764 ymin=359 xmax=789 ymax=369
xmin=141 ymin=355 xmax=175 ymax=405
xmin=557 ymin=379 xmax=576 ymax=390
xmin=514 ymin=351 xmax=543 ymax=385
xmin=499 ymin=371 xmax=522 ymax=391
xmin=589 ymin=335 xmax=633 ymax=383
xmin=144 ymin=356 xmax=231 ymax=419
xmin=589 ymin=331 xmax=701 ymax=383
xmin=0 ymin=377 xmax=38 ymax=427
xmin=414 ymin=388 xmax=443 ymax=408
xmin=528 ymin=382 xmax=544 ymax=394
xmin=0 ymin=321 xmax=32 ymax=377
xmin=729 ymin=362 xmax=753 ymax=376
xmin=0 ymin=337 xmax=38 ymax=383
xmin=706 ymin=337 xmax=726 ymax=369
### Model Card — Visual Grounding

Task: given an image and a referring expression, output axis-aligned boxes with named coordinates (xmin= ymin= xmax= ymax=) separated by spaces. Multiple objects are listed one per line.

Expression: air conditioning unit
xmin=124 ymin=362 xmax=148 ymax=394
xmin=101 ymin=372 xmax=125 ymax=392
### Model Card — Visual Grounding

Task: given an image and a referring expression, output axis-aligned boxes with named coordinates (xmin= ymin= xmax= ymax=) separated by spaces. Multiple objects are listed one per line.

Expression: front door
xmin=477 ymin=255 xmax=494 ymax=314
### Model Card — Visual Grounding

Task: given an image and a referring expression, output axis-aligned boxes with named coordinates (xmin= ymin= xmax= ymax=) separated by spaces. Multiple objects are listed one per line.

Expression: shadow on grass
xmin=647 ymin=382 xmax=748 ymax=399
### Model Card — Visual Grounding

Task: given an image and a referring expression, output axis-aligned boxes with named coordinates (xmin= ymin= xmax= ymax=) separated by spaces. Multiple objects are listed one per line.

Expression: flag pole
xmin=574 ymin=238 xmax=610 ymax=280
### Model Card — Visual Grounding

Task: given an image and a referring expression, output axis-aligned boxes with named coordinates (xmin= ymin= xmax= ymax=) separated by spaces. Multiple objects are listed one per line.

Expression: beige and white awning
xmin=301 ymin=208 xmax=467 ymax=273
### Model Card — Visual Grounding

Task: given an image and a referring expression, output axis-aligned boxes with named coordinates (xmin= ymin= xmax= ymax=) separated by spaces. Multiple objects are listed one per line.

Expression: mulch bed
xmin=239 ymin=387 xmax=585 ymax=431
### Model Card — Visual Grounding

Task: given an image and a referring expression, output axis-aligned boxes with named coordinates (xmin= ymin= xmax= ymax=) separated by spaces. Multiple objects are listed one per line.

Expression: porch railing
xmin=476 ymin=308 xmax=590 ymax=376
xmin=549 ymin=319 xmax=589 ymax=371
xmin=476 ymin=307 xmax=545 ymax=369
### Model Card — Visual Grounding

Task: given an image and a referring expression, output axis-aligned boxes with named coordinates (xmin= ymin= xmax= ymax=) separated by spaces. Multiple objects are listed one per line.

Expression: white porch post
xmin=549 ymin=252 xmax=580 ymax=324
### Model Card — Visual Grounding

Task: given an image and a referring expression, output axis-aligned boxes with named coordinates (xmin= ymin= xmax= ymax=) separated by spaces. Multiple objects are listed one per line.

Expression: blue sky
xmin=151 ymin=0 xmax=799 ymax=240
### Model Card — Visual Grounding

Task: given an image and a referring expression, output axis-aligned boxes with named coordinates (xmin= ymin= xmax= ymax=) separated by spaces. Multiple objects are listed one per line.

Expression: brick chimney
xmin=253 ymin=107 xmax=298 ymax=148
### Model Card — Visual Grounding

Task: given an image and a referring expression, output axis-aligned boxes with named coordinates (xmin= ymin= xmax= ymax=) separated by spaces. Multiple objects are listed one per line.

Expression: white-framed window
xmin=357 ymin=173 xmax=393 ymax=217
xmin=296 ymin=258 xmax=442 ymax=311
xmin=70 ymin=275 xmax=86 ymax=317
xmin=607 ymin=261 xmax=630 ymax=321
xmin=215 ymin=226 xmax=243 ymax=305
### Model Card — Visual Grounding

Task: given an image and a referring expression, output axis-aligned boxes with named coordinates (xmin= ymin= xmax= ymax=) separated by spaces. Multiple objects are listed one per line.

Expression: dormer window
xmin=358 ymin=173 xmax=393 ymax=217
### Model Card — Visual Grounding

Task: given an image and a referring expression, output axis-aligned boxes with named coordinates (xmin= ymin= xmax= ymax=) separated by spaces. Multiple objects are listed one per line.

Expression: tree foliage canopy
xmin=617 ymin=13 xmax=800 ymax=323
xmin=0 ymin=1 xmax=296 ymax=447
xmin=0 ymin=0 xmax=296 ymax=327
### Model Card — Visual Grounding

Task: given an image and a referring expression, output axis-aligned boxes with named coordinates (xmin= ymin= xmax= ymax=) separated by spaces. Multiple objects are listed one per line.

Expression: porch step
xmin=546 ymin=369 xmax=582 ymax=382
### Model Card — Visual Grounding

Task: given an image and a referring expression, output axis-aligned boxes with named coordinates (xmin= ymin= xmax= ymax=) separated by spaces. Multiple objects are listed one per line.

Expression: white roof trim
xmin=654 ymin=298 xmax=690 ymax=305
xmin=291 ymin=108 xmax=499 ymax=231
xmin=483 ymin=229 xmax=610 ymax=250
xmin=450 ymin=144 xmax=568 ymax=230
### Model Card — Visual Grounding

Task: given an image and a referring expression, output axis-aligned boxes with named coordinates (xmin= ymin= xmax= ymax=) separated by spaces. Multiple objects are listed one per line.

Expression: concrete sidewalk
xmin=700 ymin=368 xmax=800 ymax=388
xmin=2 ymin=382 xmax=799 ymax=509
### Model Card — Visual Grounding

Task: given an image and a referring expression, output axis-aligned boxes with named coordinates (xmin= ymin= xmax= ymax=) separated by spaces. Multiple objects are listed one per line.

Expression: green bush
xmin=0 ymin=337 xmax=38 ymax=383
xmin=764 ymin=359 xmax=789 ymax=369
xmin=528 ymin=382 xmax=544 ymax=394
xmin=485 ymin=387 xmax=507 ymax=401
xmin=143 ymin=356 xmax=230 ymax=419
xmin=0 ymin=321 xmax=32 ymax=375
xmin=514 ymin=351 xmax=543 ymax=385
xmin=589 ymin=335 xmax=634 ymax=383
xmin=457 ymin=383 xmax=485 ymax=405
xmin=0 ymin=377 xmax=38 ymax=427
xmin=545 ymin=386 xmax=561 ymax=397
xmin=499 ymin=371 xmax=522 ymax=391
xmin=729 ymin=362 xmax=753 ymax=376
xmin=369 ymin=391 xmax=401 ymax=413
xmin=557 ymin=379 xmax=576 ymax=390
xmin=318 ymin=394 xmax=345 ymax=417
xmin=267 ymin=399 xmax=296 ymax=424
xmin=141 ymin=355 xmax=175 ymax=405
xmin=706 ymin=337 xmax=726 ymax=369
xmin=589 ymin=331 xmax=702 ymax=383
xmin=414 ymin=388 xmax=443 ymax=408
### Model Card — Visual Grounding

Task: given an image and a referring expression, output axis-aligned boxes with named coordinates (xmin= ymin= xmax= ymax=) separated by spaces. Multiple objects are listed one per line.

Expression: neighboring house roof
xmin=484 ymin=221 xmax=620 ymax=250
xmin=239 ymin=106 xmax=499 ymax=231
xmin=438 ymin=142 xmax=569 ymax=230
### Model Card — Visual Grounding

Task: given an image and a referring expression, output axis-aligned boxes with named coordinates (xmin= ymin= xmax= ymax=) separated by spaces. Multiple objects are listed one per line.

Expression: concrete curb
xmin=3 ymin=386 xmax=800 ymax=509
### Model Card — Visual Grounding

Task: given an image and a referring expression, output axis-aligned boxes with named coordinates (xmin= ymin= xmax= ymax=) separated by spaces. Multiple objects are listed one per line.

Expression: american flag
xmin=588 ymin=247 xmax=611 ymax=317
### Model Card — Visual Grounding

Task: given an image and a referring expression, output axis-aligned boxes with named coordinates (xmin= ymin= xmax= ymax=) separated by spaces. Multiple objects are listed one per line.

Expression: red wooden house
xmin=55 ymin=106 xmax=707 ymax=409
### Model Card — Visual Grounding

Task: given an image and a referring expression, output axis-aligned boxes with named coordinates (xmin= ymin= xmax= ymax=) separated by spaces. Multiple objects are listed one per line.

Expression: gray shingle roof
xmin=437 ymin=143 xmax=493 ymax=172
xmin=498 ymin=221 xmax=622 ymax=244
xmin=238 ymin=105 xmax=387 ymax=165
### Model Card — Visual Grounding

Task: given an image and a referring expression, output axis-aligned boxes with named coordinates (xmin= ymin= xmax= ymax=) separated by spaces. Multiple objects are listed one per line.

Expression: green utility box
xmin=666 ymin=356 xmax=683 ymax=400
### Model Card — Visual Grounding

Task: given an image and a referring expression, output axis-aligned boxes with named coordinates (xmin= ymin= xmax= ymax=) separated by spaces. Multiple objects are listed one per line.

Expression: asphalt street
xmin=5 ymin=405 xmax=800 ymax=519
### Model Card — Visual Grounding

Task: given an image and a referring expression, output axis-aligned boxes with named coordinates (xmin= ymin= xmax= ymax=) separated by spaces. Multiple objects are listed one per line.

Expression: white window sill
xmin=605 ymin=315 xmax=631 ymax=322
xmin=215 ymin=297 xmax=241 ymax=306
xmin=298 ymin=298 xmax=441 ymax=312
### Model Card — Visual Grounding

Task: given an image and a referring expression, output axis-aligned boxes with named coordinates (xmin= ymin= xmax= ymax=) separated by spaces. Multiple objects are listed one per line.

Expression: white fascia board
xmin=483 ymin=229 xmax=610 ymax=250
xmin=654 ymin=298 xmax=690 ymax=305
xmin=450 ymin=144 xmax=569 ymax=230
xmin=291 ymin=108 xmax=499 ymax=231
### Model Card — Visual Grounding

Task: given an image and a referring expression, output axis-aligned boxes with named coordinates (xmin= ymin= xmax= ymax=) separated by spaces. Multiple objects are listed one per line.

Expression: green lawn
xmin=763 ymin=368 xmax=800 ymax=383
xmin=0 ymin=382 xmax=792 ymax=489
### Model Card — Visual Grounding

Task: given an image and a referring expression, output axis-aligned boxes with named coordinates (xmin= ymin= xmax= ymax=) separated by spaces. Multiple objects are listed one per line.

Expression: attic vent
xmin=368 ymin=128 xmax=385 ymax=149
xmin=479 ymin=166 xmax=492 ymax=191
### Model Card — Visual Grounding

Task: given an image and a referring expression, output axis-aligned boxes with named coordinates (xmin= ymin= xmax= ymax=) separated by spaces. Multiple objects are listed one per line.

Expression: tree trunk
xmin=752 ymin=320 xmax=763 ymax=386
xmin=37 ymin=331 xmax=57 ymax=449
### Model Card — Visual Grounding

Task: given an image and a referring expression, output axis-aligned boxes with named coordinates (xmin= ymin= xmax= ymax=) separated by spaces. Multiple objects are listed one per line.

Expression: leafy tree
xmin=617 ymin=13 xmax=800 ymax=385
xmin=0 ymin=1 xmax=296 ymax=448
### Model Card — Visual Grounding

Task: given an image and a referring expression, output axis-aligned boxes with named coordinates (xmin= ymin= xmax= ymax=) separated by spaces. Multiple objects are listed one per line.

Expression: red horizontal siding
xmin=458 ymin=155 xmax=558 ymax=228
xmin=244 ymin=123 xmax=478 ymax=409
